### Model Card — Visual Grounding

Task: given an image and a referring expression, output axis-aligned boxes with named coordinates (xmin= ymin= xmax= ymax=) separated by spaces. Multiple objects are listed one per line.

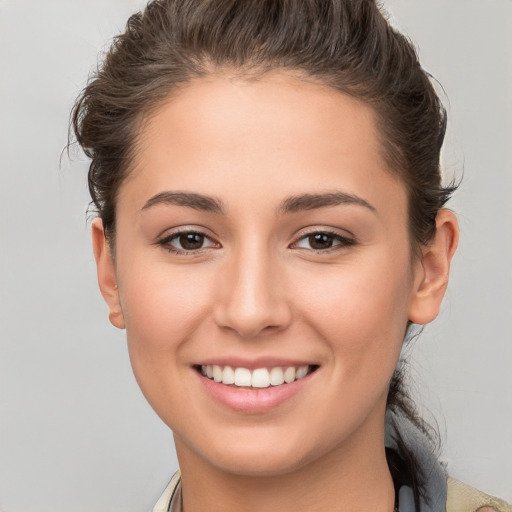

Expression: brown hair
xmin=72 ymin=0 xmax=456 ymax=502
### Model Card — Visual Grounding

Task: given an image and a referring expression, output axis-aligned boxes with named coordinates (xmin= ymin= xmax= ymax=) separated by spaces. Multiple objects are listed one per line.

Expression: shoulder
xmin=447 ymin=478 xmax=512 ymax=512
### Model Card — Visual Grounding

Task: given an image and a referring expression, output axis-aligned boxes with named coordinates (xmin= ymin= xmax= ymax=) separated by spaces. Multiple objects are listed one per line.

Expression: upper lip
xmin=194 ymin=357 xmax=318 ymax=370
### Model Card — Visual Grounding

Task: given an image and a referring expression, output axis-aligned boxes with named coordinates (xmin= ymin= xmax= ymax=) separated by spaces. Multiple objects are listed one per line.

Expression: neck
xmin=174 ymin=406 xmax=395 ymax=512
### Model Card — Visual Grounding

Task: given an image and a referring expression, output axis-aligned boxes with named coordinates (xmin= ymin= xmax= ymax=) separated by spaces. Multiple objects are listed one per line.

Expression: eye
xmin=292 ymin=231 xmax=355 ymax=251
xmin=158 ymin=230 xmax=218 ymax=254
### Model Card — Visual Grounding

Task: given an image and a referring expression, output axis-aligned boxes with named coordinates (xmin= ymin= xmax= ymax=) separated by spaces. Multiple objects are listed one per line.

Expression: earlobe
xmin=91 ymin=218 xmax=125 ymax=330
xmin=408 ymin=209 xmax=459 ymax=325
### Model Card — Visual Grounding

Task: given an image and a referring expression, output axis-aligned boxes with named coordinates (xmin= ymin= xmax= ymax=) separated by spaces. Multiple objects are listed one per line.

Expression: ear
xmin=91 ymin=218 xmax=125 ymax=329
xmin=408 ymin=209 xmax=459 ymax=325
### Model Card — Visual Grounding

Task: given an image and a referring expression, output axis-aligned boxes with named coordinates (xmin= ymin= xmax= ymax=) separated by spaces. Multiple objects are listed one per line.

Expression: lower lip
xmin=196 ymin=370 xmax=315 ymax=413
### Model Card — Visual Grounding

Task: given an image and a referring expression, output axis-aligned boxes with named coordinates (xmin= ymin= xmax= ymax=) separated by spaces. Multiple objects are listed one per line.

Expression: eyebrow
xmin=141 ymin=191 xmax=225 ymax=213
xmin=141 ymin=190 xmax=376 ymax=216
xmin=278 ymin=192 xmax=377 ymax=215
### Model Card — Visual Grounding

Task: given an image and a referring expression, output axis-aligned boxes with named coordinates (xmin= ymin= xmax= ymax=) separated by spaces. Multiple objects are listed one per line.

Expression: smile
xmin=200 ymin=365 xmax=315 ymax=388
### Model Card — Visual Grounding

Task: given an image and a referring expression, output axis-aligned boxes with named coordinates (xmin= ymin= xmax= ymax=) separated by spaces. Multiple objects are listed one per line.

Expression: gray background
xmin=0 ymin=0 xmax=510 ymax=510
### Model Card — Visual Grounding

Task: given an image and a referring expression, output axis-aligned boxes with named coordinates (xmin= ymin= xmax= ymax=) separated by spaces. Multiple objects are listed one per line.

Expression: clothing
xmin=152 ymin=410 xmax=511 ymax=512
xmin=152 ymin=476 xmax=512 ymax=512
xmin=384 ymin=408 xmax=512 ymax=512
xmin=446 ymin=479 xmax=512 ymax=512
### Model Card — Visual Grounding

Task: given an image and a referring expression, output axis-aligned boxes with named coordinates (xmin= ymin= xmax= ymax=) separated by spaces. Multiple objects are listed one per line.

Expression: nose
xmin=213 ymin=245 xmax=292 ymax=339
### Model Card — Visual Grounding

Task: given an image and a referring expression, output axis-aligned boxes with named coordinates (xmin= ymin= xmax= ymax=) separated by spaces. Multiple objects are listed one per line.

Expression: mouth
xmin=195 ymin=364 xmax=319 ymax=389
xmin=193 ymin=361 xmax=320 ymax=413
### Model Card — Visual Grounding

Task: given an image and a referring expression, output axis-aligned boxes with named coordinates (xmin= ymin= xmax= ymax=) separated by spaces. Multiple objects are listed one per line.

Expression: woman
xmin=71 ymin=1 xmax=510 ymax=511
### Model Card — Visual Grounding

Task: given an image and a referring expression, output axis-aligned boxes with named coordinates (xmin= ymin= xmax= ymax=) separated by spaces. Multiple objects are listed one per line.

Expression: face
xmin=97 ymin=72 xmax=431 ymax=476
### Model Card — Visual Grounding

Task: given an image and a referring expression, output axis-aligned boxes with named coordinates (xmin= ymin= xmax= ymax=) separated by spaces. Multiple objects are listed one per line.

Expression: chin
xmin=187 ymin=424 xmax=331 ymax=477
xmin=208 ymin=448 xmax=310 ymax=478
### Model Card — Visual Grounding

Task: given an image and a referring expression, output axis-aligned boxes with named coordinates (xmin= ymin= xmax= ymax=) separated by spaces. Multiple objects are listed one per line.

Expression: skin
xmin=92 ymin=73 xmax=458 ymax=512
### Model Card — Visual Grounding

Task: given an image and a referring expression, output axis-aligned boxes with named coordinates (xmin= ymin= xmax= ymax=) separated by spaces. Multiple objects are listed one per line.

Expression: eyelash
xmin=156 ymin=229 xmax=356 ymax=255
xmin=157 ymin=230 xmax=219 ymax=255
xmin=291 ymin=230 xmax=356 ymax=253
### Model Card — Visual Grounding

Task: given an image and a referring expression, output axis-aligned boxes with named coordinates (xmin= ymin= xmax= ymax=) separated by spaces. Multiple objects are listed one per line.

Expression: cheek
xmin=287 ymin=259 xmax=413 ymax=439
xmin=295 ymin=256 xmax=412 ymax=378
xmin=116 ymin=255 xmax=217 ymax=374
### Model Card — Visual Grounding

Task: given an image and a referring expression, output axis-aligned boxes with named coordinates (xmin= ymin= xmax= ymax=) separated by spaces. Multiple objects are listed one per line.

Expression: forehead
xmin=121 ymin=72 xmax=406 ymax=218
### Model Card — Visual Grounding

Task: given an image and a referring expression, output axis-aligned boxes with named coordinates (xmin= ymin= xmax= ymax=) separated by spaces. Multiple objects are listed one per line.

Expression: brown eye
xmin=308 ymin=233 xmax=335 ymax=250
xmin=159 ymin=231 xmax=218 ymax=253
xmin=178 ymin=233 xmax=205 ymax=250
xmin=293 ymin=231 xmax=355 ymax=252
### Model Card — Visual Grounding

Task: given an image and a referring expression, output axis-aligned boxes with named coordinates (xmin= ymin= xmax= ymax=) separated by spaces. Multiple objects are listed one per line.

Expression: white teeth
xmin=269 ymin=367 xmax=285 ymax=386
xmin=213 ymin=365 xmax=223 ymax=382
xmin=201 ymin=364 xmax=313 ymax=387
xmin=296 ymin=365 xmax=308 ymax=379
xmin=252 ymin=368 xmax=270 ymax=388
xmin=284 ymin=366 xmax=296 ymax=383
xmin=234 ymin=367 xmax=252 ymax=386
xmin=222 ymin=366 xmax=235 ymax=385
